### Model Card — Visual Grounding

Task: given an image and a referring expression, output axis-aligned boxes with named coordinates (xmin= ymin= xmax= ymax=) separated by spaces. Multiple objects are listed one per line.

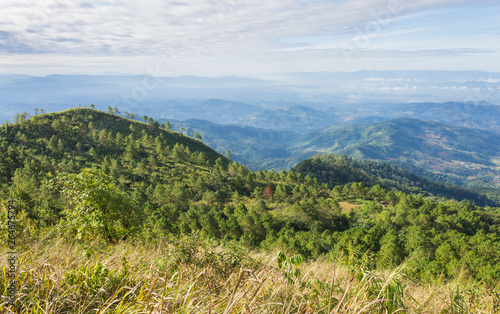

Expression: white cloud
xmin=0 ymin=0 xmax=499 ymax=75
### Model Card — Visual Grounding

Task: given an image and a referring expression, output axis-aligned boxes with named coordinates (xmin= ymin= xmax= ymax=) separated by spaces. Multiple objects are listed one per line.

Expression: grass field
xmin=2 ymin=235 xmax=499 ymax=313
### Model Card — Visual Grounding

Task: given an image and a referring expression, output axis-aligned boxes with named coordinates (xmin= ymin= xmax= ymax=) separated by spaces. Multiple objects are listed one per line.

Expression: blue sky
xmin=1 ymin=0 xmax=499 ymax=76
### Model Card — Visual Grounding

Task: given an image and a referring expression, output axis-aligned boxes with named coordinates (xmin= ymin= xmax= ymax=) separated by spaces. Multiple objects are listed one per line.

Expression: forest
xmin=1 ymin=107 xmax=500 ymax=313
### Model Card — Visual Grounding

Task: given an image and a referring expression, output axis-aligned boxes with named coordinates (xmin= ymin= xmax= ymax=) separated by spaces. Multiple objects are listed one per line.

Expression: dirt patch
xmin=338 ymin=202 xmax=360 ymax=213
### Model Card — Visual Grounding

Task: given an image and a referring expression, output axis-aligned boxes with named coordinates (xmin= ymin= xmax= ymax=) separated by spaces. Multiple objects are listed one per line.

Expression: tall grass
xmin=1 ymin=235 xmax=499 ymax=313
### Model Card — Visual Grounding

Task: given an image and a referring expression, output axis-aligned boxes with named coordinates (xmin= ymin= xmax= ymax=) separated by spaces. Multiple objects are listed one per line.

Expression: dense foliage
xmin=292 ymin=154 xmax=498 ymax=207
xmin=2 ymin=107 xmax=500 ymax=290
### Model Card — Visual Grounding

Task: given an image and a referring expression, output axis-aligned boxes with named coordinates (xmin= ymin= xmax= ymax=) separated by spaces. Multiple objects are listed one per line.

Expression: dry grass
xmin=1 ymin=236 xmax=500 ymax=313
xmin=338 ymin=202 xmax=360 ymax=213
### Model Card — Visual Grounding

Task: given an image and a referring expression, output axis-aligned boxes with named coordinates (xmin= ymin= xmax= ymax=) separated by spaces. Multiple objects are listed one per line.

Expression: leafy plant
xmin=277 ymin=251 xmax=304 ymax=284
xmin=47 ymin=168 xmax=136 ymax=243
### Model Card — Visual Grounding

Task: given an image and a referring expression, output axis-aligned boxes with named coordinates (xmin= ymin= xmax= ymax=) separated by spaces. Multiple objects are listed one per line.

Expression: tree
xmin=34 ymin=108 xmax=39 ymax=115
xmin=89 ymin=147 xmax=97 ymax=158
xmin=107 ymin=106 xmax=113 ymax=114
xmin=194 ymin=133 xmax=202 ymax=141
xmin=113 ymin=107 xmax=120 ymax=115
xmin=225 ymin=150 xmax=231 ymax=160
xmin=263 ymin=185 xmax=273 ymax=200
xmin=89 ymin=104 xmax=95 ymax=109
xmin=58 ymin=139 xmax=65 ymax=151
xmin=48 ymin=169 xmax=136 ymax=242
xmin=48 ymin=135 xmax=58 ymax=151
xmin=142 ymin=115 xmax=148 ymax=123
xmin=165 ymin=121 xmax=171 ymax=130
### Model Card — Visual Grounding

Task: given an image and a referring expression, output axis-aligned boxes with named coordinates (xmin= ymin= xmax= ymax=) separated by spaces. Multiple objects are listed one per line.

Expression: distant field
xmin=338 ymin=201 xmax=360 ymax=213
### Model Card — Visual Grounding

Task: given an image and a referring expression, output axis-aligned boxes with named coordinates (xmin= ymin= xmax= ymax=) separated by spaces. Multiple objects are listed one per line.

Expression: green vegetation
xmin=292 ymin=154 xmax=498 ymax=207
xmin=290 ymin=118 xmax=500 ymax=188
xmin=1 ymin=108 xmax=500 ymax=312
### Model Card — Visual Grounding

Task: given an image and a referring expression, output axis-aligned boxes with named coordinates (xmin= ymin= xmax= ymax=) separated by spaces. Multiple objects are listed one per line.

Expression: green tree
xmin=48 ymin=135 xmax=58 ymax=151
xmin=48 ymin=169 xmax=136 ymax=242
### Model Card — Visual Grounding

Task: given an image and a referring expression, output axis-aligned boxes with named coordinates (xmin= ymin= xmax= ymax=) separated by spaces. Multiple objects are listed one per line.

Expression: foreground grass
xmin=1 ymin=235 xmax=500 ymax=313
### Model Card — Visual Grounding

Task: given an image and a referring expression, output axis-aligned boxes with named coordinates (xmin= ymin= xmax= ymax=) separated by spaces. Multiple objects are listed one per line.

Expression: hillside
xmin=290 ymin=118 xmax=500 ymax=187
xmin=0 ymin=107 xmax=225 ymax=182
xmin=2 ymin=108 xmax=500 ymax=312
xmin=292 ymin=154 xmax=497 ymax=207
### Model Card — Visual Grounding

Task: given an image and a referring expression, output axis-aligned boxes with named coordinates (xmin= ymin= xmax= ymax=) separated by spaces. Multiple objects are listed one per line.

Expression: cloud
xmin=0 ymin=0 xmax=499 ymax=74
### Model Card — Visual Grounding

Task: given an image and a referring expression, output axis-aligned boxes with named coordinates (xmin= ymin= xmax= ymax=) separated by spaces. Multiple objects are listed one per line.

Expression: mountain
xmin=292 ymin=154 xmax=497 ymax=207
xmin=163 ymin=118 xmax=296 ymax=167
xmin=156 ymin=99 xmax=264 ymax=124
xmin=3 ymin=71 xmax=500 ymax=125
xmin=290 ymin=118 xmax=500 ymax=188
xmin=0 ymin=108 xmax=226 ymax=189
xmin=4 ymin=107 xmax=500 ymax=298
xmin=244 ymin=106 xmax=340 ymax=131
xmin=378 ymin=101 xmax=500 ymax=134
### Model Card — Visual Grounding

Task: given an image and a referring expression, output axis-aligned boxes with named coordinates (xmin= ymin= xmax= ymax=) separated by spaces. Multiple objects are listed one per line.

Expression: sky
xmin=1 ymin=0 xmax=500 ymax=76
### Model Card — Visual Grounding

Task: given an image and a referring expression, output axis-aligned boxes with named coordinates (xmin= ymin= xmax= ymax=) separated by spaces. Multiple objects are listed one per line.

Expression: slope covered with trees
xmin=292 ymin=154 xmax=498 ymax=207
xmin=2 ymin=108 xmax=500 ymax=312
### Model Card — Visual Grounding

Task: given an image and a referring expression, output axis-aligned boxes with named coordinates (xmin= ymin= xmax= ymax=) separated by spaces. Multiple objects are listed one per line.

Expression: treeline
xmin=1 ymin=108 xmax=500 ymax=285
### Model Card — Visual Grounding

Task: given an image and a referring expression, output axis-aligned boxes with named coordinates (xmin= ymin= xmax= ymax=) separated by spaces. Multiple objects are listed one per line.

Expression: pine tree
xmin=57 ymin=139 xmax=65 ymax=151
xmin=48 ymin=135 xmax=58 ymax=151
xmin=263 ymin=185 xmax=273 ymax=200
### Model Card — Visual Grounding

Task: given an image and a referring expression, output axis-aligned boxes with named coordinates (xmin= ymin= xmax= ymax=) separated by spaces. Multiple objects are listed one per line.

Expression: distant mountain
xmin=159 ymin=118 xmax=298 ymax=168
xmin=292 ymin=154 xmax=497 ymax=207
xmin=290 ymin=118 xmax=500 ymax=187
xmin=384 ymin=101 xmax=500 ymax=133
xmin=245 ymin=106 xmax=340 ymax=131
xmin=157 ymin=99 xmax=264 ymax=124
xmin=3 ymin=71 xmax=500 ymax=124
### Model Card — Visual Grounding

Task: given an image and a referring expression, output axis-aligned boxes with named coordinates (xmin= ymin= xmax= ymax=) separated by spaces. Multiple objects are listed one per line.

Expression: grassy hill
xmin=2 ymin=108 xmax=500 ymax=312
